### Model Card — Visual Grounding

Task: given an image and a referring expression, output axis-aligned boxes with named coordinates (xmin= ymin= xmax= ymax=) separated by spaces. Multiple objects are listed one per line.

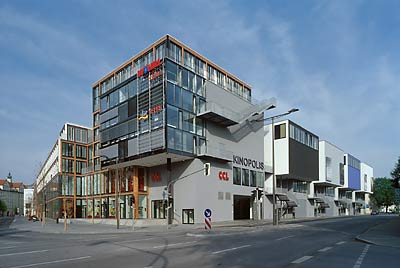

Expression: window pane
xmin=242 ymin=169 xmax=249 ymax=186
xmin=233 ymin=167 xmax=241 ymax=185
xmin=167 ymin=105 xmax=178 ymax=127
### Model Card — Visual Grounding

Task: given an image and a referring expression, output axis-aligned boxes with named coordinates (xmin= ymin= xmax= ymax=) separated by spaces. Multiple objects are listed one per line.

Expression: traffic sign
xmin=205 ymin=217 xmax=212 ymax=230
xmin=204 ymin=208 xmax=212 ymax=218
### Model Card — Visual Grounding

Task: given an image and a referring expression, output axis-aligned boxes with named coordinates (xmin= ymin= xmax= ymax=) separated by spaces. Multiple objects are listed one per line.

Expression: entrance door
xmin=233 ymin=195 xmax=251 ymax=220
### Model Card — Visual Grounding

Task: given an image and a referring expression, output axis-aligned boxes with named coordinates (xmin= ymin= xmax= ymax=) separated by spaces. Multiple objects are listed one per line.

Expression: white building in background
xmin=315 ymin=141 xmax=345 ymax=217
xmin=24 ymin=188 xmax=34 ymax=216
xmin=360 ymin=163 xmax=374 ymax=214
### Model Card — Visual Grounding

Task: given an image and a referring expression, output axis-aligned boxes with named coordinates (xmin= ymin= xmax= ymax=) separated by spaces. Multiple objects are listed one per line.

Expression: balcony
xmin=197 ymin=141 xmax=233 ymax=161
xmin=197 ymin=101 xmax=240 ymax=127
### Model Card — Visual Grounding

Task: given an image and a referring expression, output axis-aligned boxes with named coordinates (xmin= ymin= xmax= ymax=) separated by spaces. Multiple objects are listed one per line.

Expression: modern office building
xmin=0 ymin=173 xmax=25 ymax=216
xmin=34 ymin=123 xmax=92 ymax=219
xmin=264 ymin=120 xmax=319 ymax=219
xmin=93 ymin=35 xmax=277 ymax=224
xmin=316 ymin=141 xmax=345 ymax=216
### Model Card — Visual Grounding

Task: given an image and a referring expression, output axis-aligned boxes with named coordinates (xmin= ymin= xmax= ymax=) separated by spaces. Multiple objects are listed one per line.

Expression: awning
xmin=277 ymin=195 xmax=290 ymax=201
xmin=286 ymin=201 xmax=298 ymax=207
xmin=314 ymin=198 xmax=325 ymax=203
xmin=320 ymin=203 xmax=330 ymax=209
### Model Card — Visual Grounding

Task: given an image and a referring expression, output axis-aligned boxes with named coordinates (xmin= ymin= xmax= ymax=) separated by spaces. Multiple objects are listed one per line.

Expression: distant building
xmin=24 ymin=187 xmax=34 ymax=216
xmin=0 ymin=172 xmax=25 ymax=216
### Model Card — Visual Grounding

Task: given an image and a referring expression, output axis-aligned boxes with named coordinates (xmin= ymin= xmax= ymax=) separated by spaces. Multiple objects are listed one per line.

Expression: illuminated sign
xmin=138 ymin=59 xmax=162 ymax=77
xmin=150 ymin=105 xmax=162 ymax=114
xmin=218 ymin=171 xmax=229 ymax=181
xmin=138 ymin=110 xmax=148 ymax=121
xmin=150 ymin=70 xmax=162 ymax=81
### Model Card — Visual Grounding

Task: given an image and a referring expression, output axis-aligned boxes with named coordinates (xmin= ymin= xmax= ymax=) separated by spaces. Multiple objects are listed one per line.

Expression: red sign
xmin=151 ymin=172 xmax=161 ymax=182
xmin=150 ymin=70 xmax=162 ymax=81
xmin=150 ymin=105 xmax=162 ymax=114
xmin=218 ymin=171 xmax=229 ymax=181
xmin=138 ymin=59 xmax=162 ymax=77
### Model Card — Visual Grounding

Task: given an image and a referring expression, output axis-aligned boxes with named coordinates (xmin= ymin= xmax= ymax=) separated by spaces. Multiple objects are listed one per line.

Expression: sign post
xmin=204 ymin=208 xmax=212 ymax=231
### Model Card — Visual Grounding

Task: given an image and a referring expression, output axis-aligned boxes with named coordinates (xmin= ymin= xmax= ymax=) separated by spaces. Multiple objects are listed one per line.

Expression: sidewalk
xmin=5 ymin=214 xmax=366 ymax=235
xmin=356 ymin=215 xmax=400 ymax=248
xmin=7 ymin=217 xmax=205 ymax=235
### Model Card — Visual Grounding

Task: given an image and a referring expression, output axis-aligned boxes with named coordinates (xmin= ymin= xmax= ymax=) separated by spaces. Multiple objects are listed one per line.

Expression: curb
xmin=354 ymin=235 xmax=376 ymax=245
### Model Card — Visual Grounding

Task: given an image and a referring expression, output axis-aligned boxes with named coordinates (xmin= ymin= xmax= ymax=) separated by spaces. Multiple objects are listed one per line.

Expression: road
xmin=0 ymin=215 xmax=398 ymax=268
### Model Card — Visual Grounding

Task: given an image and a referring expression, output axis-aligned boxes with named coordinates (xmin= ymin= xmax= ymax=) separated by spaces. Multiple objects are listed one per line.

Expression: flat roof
xmin=92 ymin=34 xmax=252 ymax=90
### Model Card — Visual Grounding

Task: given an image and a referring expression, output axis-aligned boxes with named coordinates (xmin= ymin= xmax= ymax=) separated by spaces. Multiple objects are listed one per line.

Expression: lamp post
xmin=259 ymin=108 xmax=299 ymax=225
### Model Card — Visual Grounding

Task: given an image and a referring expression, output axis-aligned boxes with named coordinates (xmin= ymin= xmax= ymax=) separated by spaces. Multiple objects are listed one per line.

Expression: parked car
xmin=371 ymin=210 xmax=379 ymax=215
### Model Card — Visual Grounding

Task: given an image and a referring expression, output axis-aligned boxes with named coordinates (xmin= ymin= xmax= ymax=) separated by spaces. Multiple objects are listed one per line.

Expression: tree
xmin=0 ymin=200 xmax=7 ymax=215
xmin=371 ymin=177 xmax=396 ymax=212
xmin=391 ymin=156 xmax=400 ymax=188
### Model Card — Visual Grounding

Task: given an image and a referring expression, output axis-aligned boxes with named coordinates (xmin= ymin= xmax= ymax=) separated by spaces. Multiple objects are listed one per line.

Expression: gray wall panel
xmin=289 ymin=139 xmax=319 ymax=181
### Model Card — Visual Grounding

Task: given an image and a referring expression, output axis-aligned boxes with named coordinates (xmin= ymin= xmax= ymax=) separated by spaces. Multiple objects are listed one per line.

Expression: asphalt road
xmin=0 ymin=215 xmax=398 ymax=268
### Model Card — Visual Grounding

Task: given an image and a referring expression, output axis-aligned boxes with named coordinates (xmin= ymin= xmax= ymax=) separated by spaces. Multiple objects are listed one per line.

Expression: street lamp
xmin=259 ymin=108 xmax=299 ymax=225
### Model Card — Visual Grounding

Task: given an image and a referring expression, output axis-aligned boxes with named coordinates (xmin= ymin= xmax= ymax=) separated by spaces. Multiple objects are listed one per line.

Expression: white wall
xmin=318 ymin=141 xmax=344 ymax=186
xmin=264 ymin=121 xmax=289 ymax=175
xmin=360 ymin=162 xmax=373 ymax=193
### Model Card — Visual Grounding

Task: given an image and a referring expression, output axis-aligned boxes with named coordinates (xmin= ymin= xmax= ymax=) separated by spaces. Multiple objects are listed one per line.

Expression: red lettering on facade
xmin=218 ymin=171 xmax=229 ymax=181
xmin=138 ymin=59 xmax=162 ymax=78
xmin=151 ymin=173 xmax=161 ymax=182
xmin=150 ymin=105 xmax=162 ymax=114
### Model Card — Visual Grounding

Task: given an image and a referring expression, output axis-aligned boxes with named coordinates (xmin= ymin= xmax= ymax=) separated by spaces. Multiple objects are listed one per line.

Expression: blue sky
xmin=0 ymin=0 xmax=399 ymax=184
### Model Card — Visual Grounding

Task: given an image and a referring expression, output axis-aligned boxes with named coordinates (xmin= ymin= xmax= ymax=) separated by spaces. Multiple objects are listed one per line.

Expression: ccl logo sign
xmin=218 ymin=171 xmax=229 ymax=181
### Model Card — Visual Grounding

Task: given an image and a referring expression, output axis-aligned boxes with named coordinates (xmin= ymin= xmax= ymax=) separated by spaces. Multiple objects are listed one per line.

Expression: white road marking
xmin=9 ymin=235 xmax=25 ymax=238
xmin=0 ymin=249 xmax=48 ymax=257
xmin=275 ymin=235 xmax=295 ymax=241
xmin=8 ymin=256 xmax=91 ymax=268
xmin=318 ymin=247 xmax=332 ymax=252
xmin=0 ymin=246 xmax=17 ymax=250
xmin=336 ymin=241 xmax=346 ymax=245
xmin=353 ymin=244 xmax=370 ymax=268
xmin=212 ymin=245 xmax=251 ymax=255
xmin=291 ymin=256 xmax=313 ymax=264
xmin=120 ymin=237 xmax=156 ymax=243
xmin=153 ymin=241 xmax=197 ymax=249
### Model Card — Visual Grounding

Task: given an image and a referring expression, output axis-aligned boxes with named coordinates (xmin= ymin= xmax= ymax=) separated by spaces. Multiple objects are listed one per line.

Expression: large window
xmin=274 ymin=123 xmax=286 ymax=139
xmin=61 ymin=175 xmax=74 ymax=195
xmin=325 ymin=157 xmax=332 ymax=181
xmin=242 ymin=169 xmax=249 ymax=186
xmin=233 ymin=167 xmax=242 ymax=185
xmin=152 ymin=200 xmax=166 ymax=219
xmin=289 ymin=123 xmax=318 ymax=150
xmin=62 ymin=143 xmax=74 ymax=157
xmin=292 ymin=181 xmax=308 ymax=193
xmin=167 ymin=105 xmax=179 ymax=128
xmin=256 ymin=171 xmax=264 ymax=188
xmin=76 ymin=161 xmax=87 ymax=174
xmin=62 ymin=159 xmax=74 ymax=173
xmin=168 ymin=41 xmax=182 ymax=63
xmin=250 ymin=170 xmax=257 ymax=187
xmin=76 ymin=145 xmax=87 ymax=159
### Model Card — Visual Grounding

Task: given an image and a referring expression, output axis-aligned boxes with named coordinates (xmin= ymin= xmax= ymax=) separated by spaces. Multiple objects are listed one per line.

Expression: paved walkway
xmin=2 ymin=214 xmax=374 ymax=235
xmin=356 ymin=215 xmax=400 ymax=248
